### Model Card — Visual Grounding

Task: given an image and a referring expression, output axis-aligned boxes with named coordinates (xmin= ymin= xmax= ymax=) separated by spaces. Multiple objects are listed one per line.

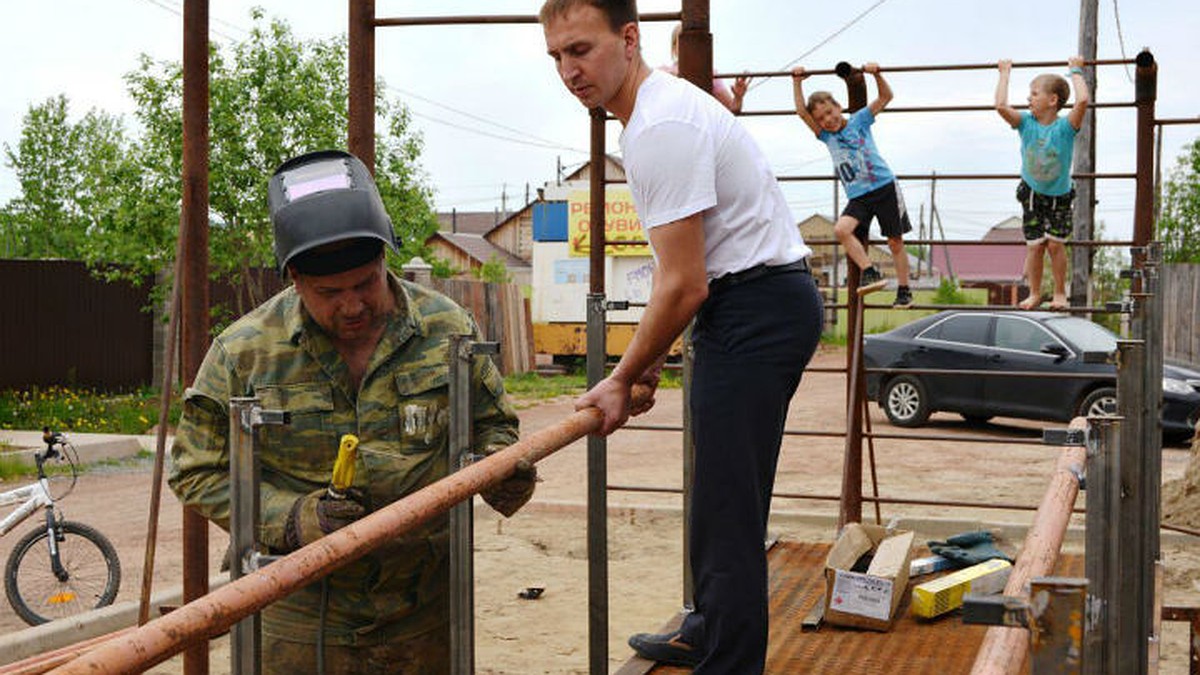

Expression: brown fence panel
xmin=1163 ymin=264 xmax=1200 ymax=366
xmin=0 ymin=259 xmax=154 ymax=390
xmin=431 ymin=278 xmax=534 ymax=375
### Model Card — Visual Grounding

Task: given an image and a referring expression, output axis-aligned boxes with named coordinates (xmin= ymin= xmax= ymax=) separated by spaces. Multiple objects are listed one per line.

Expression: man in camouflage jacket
xmin=169 ymin=150 xmax=530 ymax=673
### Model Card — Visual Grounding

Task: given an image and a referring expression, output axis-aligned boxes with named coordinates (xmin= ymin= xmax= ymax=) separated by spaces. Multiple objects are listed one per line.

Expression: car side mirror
xmin=1041 ymin=343 xmax=1070 ymax=361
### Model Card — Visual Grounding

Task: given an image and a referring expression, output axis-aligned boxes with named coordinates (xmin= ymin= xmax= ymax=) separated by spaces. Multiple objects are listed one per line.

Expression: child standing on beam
xmin=995 ymin=56 xmax=1090 ymax=310
xmin=792 ymin=62 xmax=913 ymax=307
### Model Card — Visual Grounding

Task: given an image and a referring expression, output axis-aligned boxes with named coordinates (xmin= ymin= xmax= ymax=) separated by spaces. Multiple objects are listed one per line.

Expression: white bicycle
xmin=1 ymin=428 xmax=120 ymax=625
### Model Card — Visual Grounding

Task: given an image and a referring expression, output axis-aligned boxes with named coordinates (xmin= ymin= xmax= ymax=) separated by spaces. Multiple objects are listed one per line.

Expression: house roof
xmin=931 ymin=219 xmax=1025 ymax=282
xmin=429 ymin=232 xmax=530 ymax=269
xmin=435 ymin=211 xmax=501 ymax=236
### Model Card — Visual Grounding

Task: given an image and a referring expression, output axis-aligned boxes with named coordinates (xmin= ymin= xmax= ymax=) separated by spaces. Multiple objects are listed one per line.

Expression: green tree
xmin=2 ymin=11 xmax=438 ymax=315
xmin=2 ymin=96 xmax=128 ymax=260
xmin=113 ymin=11 xmax=438 ymax=310
xmin=1159 ymin=137 xmax=1200 ymax=263
xmin=473 ymin=255 xmax=512 ymax=284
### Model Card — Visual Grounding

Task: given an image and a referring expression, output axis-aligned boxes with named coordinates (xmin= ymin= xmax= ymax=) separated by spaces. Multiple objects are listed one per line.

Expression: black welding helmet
xmin=268 ymin=149 xmax=398 ymax=275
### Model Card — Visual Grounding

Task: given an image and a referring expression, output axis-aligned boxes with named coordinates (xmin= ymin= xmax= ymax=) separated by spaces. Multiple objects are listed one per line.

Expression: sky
xmin=1 ymin=0 xmax=1197 ymax=244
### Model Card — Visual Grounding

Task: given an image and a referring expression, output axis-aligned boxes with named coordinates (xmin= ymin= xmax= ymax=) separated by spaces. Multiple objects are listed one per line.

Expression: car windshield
xmin=1044 ymin=316 xmax=1118 ymax=352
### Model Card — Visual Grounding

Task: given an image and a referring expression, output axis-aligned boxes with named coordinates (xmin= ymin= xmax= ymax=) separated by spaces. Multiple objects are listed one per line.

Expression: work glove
xmin=927 ymin=531 xmax=1012 ymax=568
xmin=481 ymin=458 xmax=538 ymax=518
xmin=283 ymin=488 xmax=368 ymax=551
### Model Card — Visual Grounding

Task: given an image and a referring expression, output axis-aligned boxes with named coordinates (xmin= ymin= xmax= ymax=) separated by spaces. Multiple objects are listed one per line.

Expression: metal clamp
xmin=605 ymin=300 xmax=630 ymax=311
xmin=1043 ymin=427 xmax=1088 ymax=447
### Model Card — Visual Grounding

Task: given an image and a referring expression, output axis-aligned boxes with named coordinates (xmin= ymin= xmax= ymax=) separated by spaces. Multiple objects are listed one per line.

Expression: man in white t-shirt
xmin=541 ymin=2 xmax=824 ymax=672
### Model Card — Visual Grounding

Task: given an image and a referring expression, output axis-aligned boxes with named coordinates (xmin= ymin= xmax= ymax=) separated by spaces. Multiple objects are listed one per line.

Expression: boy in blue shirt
xmin=793 ymin=62 xmax=912 ymax=307
xmin=995 ymin=56 xmax=1090 ymax=310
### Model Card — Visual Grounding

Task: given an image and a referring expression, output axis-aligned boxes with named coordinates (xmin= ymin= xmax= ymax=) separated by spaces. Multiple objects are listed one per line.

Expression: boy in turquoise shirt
xmin=996 ymin=56 xmax=1090 ymax=310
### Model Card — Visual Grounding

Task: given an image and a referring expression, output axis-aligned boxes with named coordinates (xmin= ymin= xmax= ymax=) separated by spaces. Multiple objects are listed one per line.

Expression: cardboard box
xmin=911 ymin=558 xmax=1013 ymax=619
xmin=823 ymin=523 xmax=915 ymax=632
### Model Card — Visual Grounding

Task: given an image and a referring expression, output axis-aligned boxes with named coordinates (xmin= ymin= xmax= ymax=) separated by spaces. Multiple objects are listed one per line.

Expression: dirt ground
xmin=2 ymin=345 xmax=1198 ymax=673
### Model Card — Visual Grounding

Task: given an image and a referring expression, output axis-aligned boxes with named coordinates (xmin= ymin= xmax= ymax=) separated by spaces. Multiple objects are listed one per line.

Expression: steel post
xmin=180 ymin=2 xmax=211 ymax=673
xmin=1116 ymin=338 xmax=1148 ymax=674
xmin=681 ymin=330 xmax=695 ymax=607
xmin=585 ymin=292 xmax=608 ymax=675
xmin=1136 ymin=245 xmax=1164 ymax=668
xmin=1085 ymin=415 xmax=1120 ymax=675
xmin=448 ymin=334 xmax=475 ymax=675
xmin=229 ymin=398 xmax=261 ymax=675
xmin=347 ymin=0 xmax=375 ymax=170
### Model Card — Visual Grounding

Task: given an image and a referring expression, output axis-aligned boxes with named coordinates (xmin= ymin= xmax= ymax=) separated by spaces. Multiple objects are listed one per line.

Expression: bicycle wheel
xmin=4 ymin=520 xmax=121 ymax=625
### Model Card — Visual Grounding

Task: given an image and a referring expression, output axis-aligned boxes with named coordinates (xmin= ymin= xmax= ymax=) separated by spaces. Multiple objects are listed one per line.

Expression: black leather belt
xmin=709 ymin=259 xmax=810 ymax=293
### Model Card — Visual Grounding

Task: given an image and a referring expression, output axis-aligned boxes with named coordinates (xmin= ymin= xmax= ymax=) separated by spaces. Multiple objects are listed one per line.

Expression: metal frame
xmin=228 ymin=398 xmax=290 ymax=675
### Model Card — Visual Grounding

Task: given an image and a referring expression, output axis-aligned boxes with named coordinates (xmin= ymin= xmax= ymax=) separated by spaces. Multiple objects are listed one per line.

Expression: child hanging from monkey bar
xmin=792 ymin=62 xmax=913 ymax=307
xmin=995 ymin=56 xmax=1090 ymax=310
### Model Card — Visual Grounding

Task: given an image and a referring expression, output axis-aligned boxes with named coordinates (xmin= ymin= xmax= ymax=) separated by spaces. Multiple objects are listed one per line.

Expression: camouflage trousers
xmin=261 ymin=628 xmax=449 ymax=675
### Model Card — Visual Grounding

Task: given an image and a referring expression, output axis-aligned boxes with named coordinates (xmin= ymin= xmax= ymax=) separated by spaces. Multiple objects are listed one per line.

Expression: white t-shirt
xmin=619 ymin=69 xmax=810 ymax=280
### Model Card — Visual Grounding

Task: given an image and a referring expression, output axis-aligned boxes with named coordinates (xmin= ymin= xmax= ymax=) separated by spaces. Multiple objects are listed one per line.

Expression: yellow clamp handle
xmin=329 ymin=434 xmax=359 ymax=496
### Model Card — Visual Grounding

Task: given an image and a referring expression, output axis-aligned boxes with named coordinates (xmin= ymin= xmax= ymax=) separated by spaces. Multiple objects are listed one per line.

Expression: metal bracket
xmin=963 ymin=593 xmax=1031 ymax=628
xmin=1043 ymin=427 xmax=1088 ymax=447
xmin=605 ymin=300 xmax=630 ymax=311
xmin=1081 ymin=350 xmax=1115 ymax=365
xmin=964 ymin=578 xmax=1088 ymax=674
xmin=237 ymin=406 xmax=290 ymax=432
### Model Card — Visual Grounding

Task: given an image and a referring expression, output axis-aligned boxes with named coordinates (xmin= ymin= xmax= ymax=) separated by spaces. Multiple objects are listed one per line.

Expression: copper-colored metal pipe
xmin=50 ymin=390 xmax=646 ymax=675
xmin=721 ymin=57 xmax=1138 ymax=80
xmin=0 ymin=628 xmax=135 ymax=675
xmin=970 ymin=418 xmax=1089 ymax=675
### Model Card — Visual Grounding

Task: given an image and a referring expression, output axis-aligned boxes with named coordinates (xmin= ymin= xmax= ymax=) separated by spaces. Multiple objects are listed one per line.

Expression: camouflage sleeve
xmin=168 ymin=340 xmax=309 ymax=549
xmin=169 ymin=340 xmax=237 ymax=530
xmin=472 ymin=353 xmax=519 ymax=455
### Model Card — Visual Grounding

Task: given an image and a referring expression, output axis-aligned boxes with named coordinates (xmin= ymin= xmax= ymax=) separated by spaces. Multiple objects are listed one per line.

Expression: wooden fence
xmin=430 ymin=278 xmax=535 ymax=375
xmin=1164 ymin=263 xmax=1200 ymax=366
xmin=0 ymin=260 xmax=533 ymax=391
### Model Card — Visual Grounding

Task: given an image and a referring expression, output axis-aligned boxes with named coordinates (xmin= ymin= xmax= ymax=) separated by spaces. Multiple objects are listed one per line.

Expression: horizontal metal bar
xmin=739 ymin=101 xmax=1133 ymax=116
xmin=718 ymin=57 xmax=1137 ymax=80
xmin=374 ymin=11 xmax=679 ymax=26
xmin=777 ymin=172 xmax=1136 ymax=182
xmin=1155 ymin=117 xmax=1200 ymax=126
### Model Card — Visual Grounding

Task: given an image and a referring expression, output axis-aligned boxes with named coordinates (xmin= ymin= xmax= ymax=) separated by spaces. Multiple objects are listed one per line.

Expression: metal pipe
xmin=1155 ymin=117 xmax=1200 ymax=126
xmin=970 ymin=418 xmax=1088 ymax=675
xmin=1132 ymin=50 xmax=1157 ymax=251
xmin=347 ymin=0 xmax=375 ymax=170
xmin=50 ymin=390 xmax=649 ymax=675
xmin=777 ymin=171 xmax=1136 ymax=182
xmin=720 ymin=57 xmax=1138 ymax=80
xmin=373 ymin=11 xmax=680 ymax=26
xmin=736 ymin=100 xmax=1134 ymax=117
xmin=180 ymin=2 xmax=211 ymax=672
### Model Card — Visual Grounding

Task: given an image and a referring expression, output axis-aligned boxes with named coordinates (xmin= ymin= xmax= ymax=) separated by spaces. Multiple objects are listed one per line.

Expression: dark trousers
xmin=679 ymin=268 xmax=824 ymax=673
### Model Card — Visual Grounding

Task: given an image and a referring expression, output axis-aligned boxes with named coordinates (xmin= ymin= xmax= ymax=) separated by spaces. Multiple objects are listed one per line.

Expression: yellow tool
xmin=328 ymin=434 xmax=359 ymax=498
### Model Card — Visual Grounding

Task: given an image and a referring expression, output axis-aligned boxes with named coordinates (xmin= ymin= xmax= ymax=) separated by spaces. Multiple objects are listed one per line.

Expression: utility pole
xmin=1071 ymin=0 xmax=1098 ymax=307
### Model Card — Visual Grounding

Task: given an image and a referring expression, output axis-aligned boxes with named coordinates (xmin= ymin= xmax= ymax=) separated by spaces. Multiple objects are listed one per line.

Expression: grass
xmin=0 ymin=386 xmax=181 ymax=435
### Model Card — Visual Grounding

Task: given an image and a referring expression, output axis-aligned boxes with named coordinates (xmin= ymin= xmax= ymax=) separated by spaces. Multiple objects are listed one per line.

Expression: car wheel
xmin=1077 ymin=387 xmax=1117 ymax=419
xmin=881 ymin=375 xmax=931 ymax=427
xmin=961 ymin=414 xmax=993 ymax=426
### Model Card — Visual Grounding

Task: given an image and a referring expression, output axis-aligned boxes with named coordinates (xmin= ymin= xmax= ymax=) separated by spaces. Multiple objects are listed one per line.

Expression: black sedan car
xmin=863 ymin=310 xmax=1200 ymax=443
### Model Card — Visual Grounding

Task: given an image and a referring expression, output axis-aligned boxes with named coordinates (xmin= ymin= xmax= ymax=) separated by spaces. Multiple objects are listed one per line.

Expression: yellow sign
xmin=567 ymin=188 xmax=650 ymax=257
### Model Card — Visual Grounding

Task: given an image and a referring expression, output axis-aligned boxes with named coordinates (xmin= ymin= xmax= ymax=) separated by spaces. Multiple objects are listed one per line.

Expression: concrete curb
xmin=0 ymin=431 xmax=167 ymax=467
xmin=0 ymin=574 xmax=226 ymax=666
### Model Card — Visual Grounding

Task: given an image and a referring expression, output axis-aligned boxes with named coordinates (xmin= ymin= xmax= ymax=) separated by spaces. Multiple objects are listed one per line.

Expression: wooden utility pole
xmin=1070 ymin=0 xmax=1098 ymax=307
